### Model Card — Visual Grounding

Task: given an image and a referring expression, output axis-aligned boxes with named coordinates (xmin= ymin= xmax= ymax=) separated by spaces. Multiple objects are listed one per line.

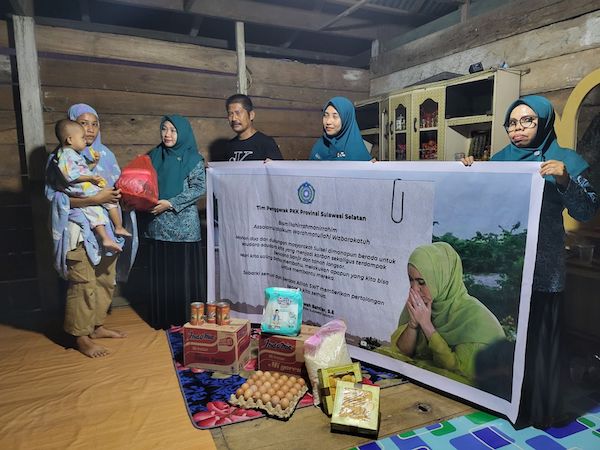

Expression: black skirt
xmin=147 ymin=239 xmax=206 ymax=330
xmin=517 ymin=290 xmax=564 ymax=428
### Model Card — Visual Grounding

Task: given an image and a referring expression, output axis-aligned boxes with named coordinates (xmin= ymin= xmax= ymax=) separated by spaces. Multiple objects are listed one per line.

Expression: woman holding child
xmin=45 ymin=103 xmax=135 ymax=358
xmin=141 ymin=115 xmax=207 ymax=330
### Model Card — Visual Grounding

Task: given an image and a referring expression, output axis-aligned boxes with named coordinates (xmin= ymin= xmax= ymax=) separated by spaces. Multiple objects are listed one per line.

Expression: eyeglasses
xmin=504 ymin=115 xmax=538 ymax=132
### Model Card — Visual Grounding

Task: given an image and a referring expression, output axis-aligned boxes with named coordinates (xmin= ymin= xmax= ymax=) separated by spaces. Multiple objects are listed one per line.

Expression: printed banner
xmin=206 ymin=161 xmax=545 ymax=423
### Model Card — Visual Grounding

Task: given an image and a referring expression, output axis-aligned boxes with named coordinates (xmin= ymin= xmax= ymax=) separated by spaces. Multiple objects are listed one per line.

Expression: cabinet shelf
xmin=420 ymin=127 xmax=438 ymax=132
xmin=446 ymin=115 xmax=493 ymax=127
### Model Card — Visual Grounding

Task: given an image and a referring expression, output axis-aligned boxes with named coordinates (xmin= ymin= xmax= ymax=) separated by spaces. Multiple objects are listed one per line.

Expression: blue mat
xmin=353 ymin=393 xmax=600 ymax=450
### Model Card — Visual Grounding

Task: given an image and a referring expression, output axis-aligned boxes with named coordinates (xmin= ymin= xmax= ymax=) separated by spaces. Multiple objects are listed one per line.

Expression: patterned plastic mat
xmin=352 ymin=392 xmax=600 ymax=450
xmin=166 ymin=327 xmax=407 ymax=429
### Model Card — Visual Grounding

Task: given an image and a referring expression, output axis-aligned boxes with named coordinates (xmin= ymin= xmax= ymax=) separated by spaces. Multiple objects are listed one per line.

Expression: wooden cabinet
xmin=355 ymin=69 xmax=521 ymax=161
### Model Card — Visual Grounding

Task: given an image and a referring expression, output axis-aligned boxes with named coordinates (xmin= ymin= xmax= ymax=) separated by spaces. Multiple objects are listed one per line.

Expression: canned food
xmin=206 ymin=302 xmax=217 ymax=324
xmin=190 ymin=302 xmax=204 ymax=326
xmin=216 ymin=301 xmax=231 ymax=325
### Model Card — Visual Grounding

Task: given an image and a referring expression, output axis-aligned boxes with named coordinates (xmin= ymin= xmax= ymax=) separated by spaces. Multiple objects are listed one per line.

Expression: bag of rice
xmin=304 ymin=319 xmax=352 ymax=405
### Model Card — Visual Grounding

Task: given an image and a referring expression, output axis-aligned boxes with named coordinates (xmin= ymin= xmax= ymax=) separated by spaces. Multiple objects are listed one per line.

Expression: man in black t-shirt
xmin=225 ymin=94 xmax=283 ymax=161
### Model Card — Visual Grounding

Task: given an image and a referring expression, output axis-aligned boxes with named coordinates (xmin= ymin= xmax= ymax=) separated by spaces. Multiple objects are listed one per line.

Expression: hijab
xmin=149 ymin=115 xmax=202 ymax=199
xmin=67 ymin=103 xmax=121 ymax=187
xmin=491 ymin=95 xmax=589 ymax=183
xmin=309 ymin=96 xmax=371 ymax=161
xmin=399 ymin=242 xmax=505 ymax=346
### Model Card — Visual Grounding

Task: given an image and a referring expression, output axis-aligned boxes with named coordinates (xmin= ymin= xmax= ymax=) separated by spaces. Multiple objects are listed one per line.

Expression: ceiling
xmin=4 ymin=0 xmax=465 ymax=68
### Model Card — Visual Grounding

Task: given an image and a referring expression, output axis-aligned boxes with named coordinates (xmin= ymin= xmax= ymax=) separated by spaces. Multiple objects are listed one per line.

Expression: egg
xmin=270 ymin=395 xmax=281 ymax=406
xmin=297 ymin=378 xmax=306 ymax=386
xmin=289 ymin=376 xmax=297 ymax=384
xmin=267 ymin=388 xmax=276 ymax=396
xmin=272 ymin=372 xmax=280 ymax=379
xmin=258 ymin=385 xmax=268 ymax=394
xmin=280 ymin=374 xmax=289 ymax=382
xmin=261 ymin=393 xmax=271 ymax=404
xmin=289 ymin=387 xmax=298 ymax=396
xmin=281 ymin=385 xmax=289 ymax=394
xmin=236 ymin=388 xmax=244 ymax=397
xmin=251 ymin=373 xmax=260 ymax=381
xmin=246 ymin=378 xmax=255 ymax=386
xmin=243 ymin=389 xmax=253 ymax=400
xmin=272 ymin=383 xmax=281 ymax=391
xmin=263 ymin=381 xmax=272 ymax=389
xmin=280 ymin=398 xmax=290 ymax=409
xmin=252 ymin=390 xmax=262 ymax=400
xmin=276 ymin=390 xmax=285 ymax=398
xmin=285 ymin=392 xmax=294 ymax=401
xmin=241 ymin=382 xmax=250 ymax=390
xmin=264 ymin=371 xmax=272 ymax=378
xmin=293 ymin=383 xmax=302 ymax=391
xmin=255 ymin=370 xmax=264 ymax=376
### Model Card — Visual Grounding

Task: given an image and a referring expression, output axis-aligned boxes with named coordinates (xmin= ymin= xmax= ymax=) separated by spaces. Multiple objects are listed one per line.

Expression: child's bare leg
xmin=108 ymin=207 xmax=132 ymax=237
xmin=94 ymin=224 xmax=122 ymax=252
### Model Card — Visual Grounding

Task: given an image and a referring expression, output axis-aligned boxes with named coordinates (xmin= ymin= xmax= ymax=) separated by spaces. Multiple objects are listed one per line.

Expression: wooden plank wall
xmin=370 ymin=1 xmax=600 ymax=113
xmin=0 ymin=21 xmax=41 ymax=314
xmin=34 ymin=24 xmax=369 ymax=164
xmin=0 ymin=20 xmax=369 ymax=315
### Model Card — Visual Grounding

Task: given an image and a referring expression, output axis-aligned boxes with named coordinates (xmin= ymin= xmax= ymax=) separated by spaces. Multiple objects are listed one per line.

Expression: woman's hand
xmin=151 ymin=199 xmax=173 ymax=215
xmin=94 ymin=187 xmax=121 ymax=205
xmin=406 ymin=288 xmax=435 ymax=338
xmin=461 ymin=156 xmax=475 ymax=166
xmin=540 ymin=160 xmax=569 ymax=186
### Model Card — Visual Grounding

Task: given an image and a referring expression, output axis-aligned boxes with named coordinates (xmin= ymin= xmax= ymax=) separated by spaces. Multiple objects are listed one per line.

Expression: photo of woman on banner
xmin=376 ymin=242 xmax=506 ymax=386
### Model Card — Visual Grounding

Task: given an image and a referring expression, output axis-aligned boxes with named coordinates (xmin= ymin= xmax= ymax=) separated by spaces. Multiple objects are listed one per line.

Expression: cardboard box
xmin=258 ymin=325 xmax=319 ymax=376
xmin=330 ymin=381 xmax=380 ymax=438
xmin=183 ymin=318 xmax=251 ymax=374
xmin=318 ymin=362 xmax=362 ymax=416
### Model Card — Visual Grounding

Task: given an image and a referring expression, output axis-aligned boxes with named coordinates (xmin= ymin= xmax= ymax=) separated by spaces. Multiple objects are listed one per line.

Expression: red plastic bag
xmin=116 ymin=155 xmax=158 ymax=211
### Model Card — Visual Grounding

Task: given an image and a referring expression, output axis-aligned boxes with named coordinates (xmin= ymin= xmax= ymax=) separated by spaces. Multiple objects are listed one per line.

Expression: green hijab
xmin=399 ymin=242 xmax=504 ymax=346
xmin=149 ymin=115 xmax=202 ymax=199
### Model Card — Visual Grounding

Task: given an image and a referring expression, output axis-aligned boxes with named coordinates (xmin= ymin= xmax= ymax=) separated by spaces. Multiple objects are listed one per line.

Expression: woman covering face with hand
xmin=142 ymin=115 xmax=206 ymax=330
xmin=309 ymin=96 xmax=373 ymax=161
xmin=377 ymin=242 xmax=505 ymax=385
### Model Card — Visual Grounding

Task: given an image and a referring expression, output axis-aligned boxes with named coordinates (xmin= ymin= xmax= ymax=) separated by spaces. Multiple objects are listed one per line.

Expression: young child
xmin=55 ymin=119 xmax=130 ymax=252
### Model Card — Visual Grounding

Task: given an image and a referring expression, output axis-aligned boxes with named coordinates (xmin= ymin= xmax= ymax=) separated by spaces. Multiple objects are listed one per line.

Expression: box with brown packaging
xmin=183 ymin=318 xmax=251 ymax=374
xmin=258 ymin=325 xmax=319 ymax=376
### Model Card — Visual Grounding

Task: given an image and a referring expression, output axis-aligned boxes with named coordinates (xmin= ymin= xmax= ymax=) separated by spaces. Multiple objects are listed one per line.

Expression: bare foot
xmin=102 ymin=238 xmax=122 ymax=253
xmin=91 ymin=325 xmax=127 ymax=339
xmin=114 ymin=226 xmax=132 ymax=237
xmin=76 ymin=335 xmax=110 ymax=358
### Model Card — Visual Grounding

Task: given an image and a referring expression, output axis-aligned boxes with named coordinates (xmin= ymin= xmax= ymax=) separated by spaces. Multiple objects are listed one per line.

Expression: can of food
xmin=190 ymin=302 xmax=204 ymax=326
xmin=216 ymin=301 xmax=231 ymax=325
xmin=206 ymin=302 xmax=217 ymax=324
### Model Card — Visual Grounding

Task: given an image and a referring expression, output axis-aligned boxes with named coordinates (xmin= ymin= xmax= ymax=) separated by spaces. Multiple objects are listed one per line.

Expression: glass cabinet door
xmin=389 ymin=94 xmax=411 ymax=160
xmin=411 ymin=87 xmax=445 ymax=160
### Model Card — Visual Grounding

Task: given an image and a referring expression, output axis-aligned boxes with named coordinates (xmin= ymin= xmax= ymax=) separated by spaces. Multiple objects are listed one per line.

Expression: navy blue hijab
xmin=309 ymin=96 xmax=371 ymax=161
xmin=491 ymin=95 xmax=589 ymax=183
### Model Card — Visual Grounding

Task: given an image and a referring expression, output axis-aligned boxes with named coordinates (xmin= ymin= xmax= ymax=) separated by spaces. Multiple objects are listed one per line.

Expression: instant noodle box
xmin=258 ymin=324 xmax=319 ymax=376
xmin=183 ymin=318 xmax=251 ymax=374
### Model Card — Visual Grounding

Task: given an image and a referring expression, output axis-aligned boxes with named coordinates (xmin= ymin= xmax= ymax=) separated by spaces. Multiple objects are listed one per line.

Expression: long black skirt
xmin=147 ymin=239 xmax=206 ymax=330
xmin=517 ymin=290 xmax=564 ymax=428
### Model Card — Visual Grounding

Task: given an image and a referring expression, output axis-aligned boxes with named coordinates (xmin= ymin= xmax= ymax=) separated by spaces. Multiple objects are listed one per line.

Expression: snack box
xmin=258 ymin=325 xmax=319 ymax=376
xmin=183 ymin=318 xmax=251 ymax=374
xmin=318 ymin=362 xmax=362 ymax=416
xmin=330 ymin=381 xmax=380 ymax=437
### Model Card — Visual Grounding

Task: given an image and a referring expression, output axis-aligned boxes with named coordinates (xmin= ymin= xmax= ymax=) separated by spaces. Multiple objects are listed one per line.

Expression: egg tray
xmin=229 ymin=385 xmax=308 ymax=419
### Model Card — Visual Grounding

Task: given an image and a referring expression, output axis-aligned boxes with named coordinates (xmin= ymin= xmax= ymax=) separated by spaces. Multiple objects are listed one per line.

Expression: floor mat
xmin=167 ymin=327 xmax=407 ymax=429
xmin=352 ymin=392 xmax=600 ymax=450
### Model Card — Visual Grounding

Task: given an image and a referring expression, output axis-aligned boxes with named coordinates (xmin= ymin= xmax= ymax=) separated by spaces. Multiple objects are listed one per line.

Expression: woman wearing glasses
xmin=463 ymin=95 xmax=598 ymax=427
xmin=376 ymin=242 xmax=505 ymax=385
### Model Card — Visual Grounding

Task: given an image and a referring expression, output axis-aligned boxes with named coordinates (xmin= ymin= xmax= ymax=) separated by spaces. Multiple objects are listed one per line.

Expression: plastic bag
xmin=261 ymin=287 xmax=303 ymax=336
xmin=116 ymin=155 xmax=158 ymax=211
xmin=304 ymin=320 xmax=352 ymax=405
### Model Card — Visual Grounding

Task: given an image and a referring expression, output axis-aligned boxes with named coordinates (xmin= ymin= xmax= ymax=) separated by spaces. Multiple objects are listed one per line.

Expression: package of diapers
xmin=261 ymin=287 xmax=303 ymax=336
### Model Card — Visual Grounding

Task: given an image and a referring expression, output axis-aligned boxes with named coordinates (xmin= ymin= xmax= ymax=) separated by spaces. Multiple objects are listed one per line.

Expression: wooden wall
xmin=0 ymin=19 xmax=369 ymax=315
xmin=370 ymin=0 xmax=599 ymax=115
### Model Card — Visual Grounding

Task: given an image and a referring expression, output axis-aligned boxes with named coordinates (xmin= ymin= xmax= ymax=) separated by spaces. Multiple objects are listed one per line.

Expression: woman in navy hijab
xmin=464 ymin=95 xmax=598 ymax=428
xmin=309 ymin=96 xmax=373 ymax=161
